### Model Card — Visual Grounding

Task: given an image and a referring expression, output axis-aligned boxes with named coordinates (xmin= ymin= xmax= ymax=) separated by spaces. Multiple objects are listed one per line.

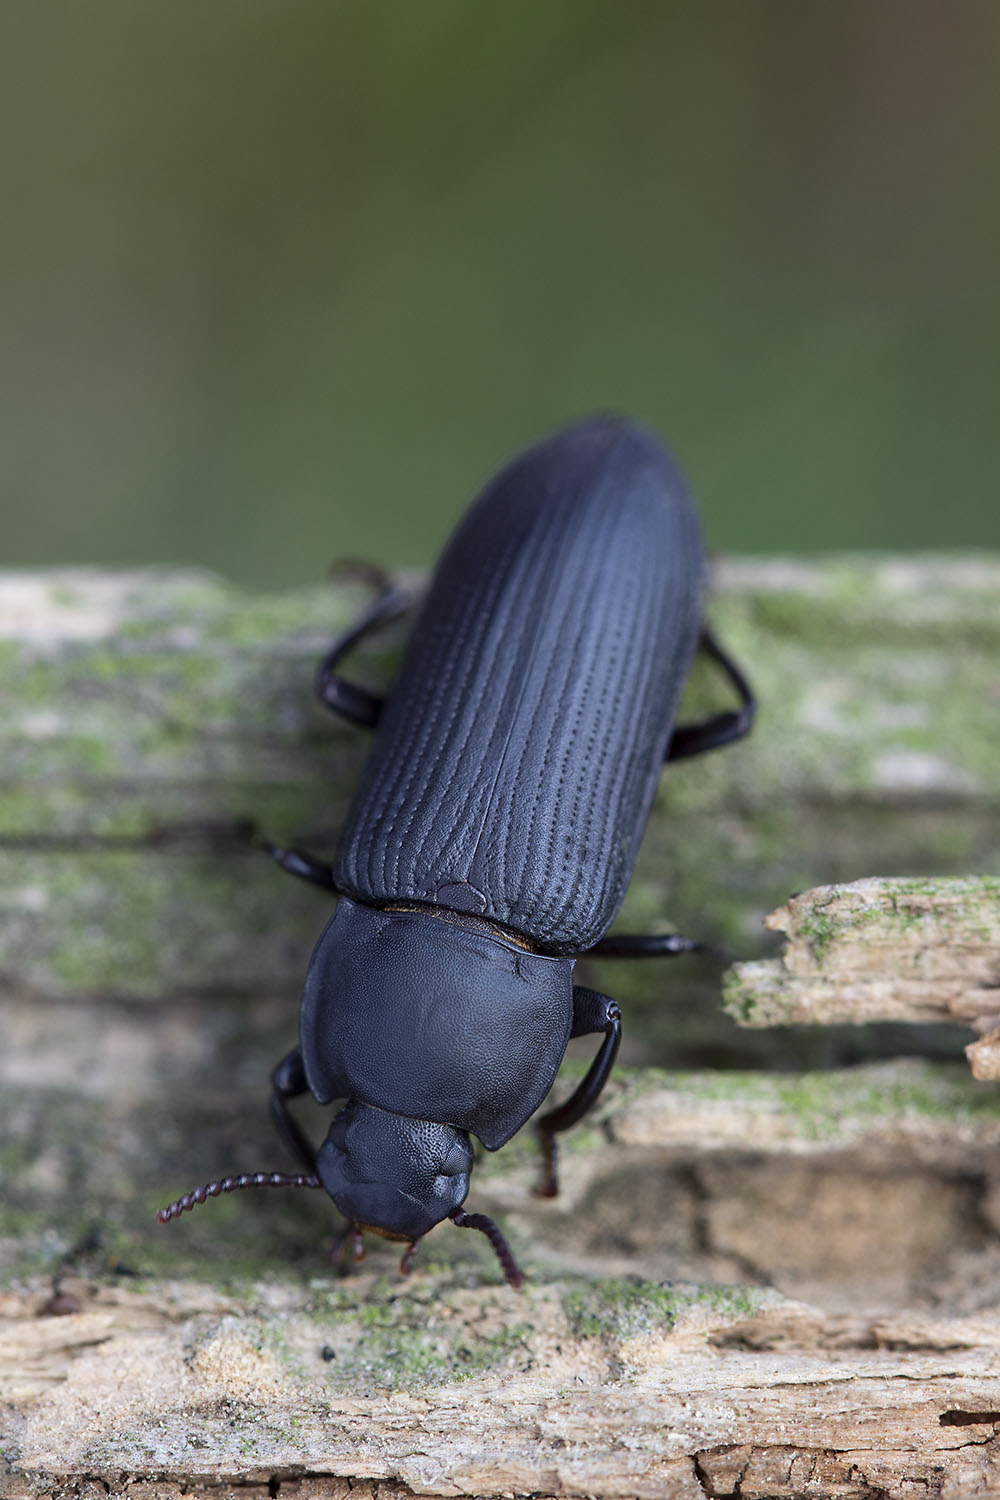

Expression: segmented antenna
xmin=156 ymin=1171 xmax=322 ymax=1223
xmin=450 ymin=1208 xmax=523 ymax=1290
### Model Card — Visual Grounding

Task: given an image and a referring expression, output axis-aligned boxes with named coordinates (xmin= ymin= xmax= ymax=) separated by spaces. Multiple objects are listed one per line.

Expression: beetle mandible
xmin=158 ymin=416 xmax=755 ymax=1287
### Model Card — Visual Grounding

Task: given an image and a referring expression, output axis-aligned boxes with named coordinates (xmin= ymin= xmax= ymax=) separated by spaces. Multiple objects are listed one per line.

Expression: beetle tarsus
xmin=325 ymin=558 xmax=395 ymax=593
xmin=329 ymin=1222 xmax=368 ymax=1272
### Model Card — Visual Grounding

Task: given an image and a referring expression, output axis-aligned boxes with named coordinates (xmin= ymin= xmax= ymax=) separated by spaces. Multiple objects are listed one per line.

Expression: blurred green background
xmin=2 ymin=0 xmax=998 ymax=587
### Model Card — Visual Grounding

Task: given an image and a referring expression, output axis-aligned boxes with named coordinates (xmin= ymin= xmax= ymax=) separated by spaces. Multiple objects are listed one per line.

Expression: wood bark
xmin=1 ymin=559 xmax=999 ymax=1500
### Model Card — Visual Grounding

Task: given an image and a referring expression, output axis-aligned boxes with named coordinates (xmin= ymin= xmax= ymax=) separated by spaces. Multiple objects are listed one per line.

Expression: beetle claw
xmin=399 ymin=1240 xmax=419 ymax=1276
xmin=329 ymin=1222 xmax=367 ymax=1272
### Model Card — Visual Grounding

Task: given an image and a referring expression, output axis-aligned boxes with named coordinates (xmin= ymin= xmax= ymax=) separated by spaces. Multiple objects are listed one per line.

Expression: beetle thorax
xmin=299 ymin=896 xmax=575 ymax=1150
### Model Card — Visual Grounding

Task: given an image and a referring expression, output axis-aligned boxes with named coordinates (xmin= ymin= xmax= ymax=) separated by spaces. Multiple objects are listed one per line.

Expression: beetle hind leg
xmin=316 ymin=576 xmax=412 ymax=729
xmin=666 ymin=625 xmax=756 ymax=761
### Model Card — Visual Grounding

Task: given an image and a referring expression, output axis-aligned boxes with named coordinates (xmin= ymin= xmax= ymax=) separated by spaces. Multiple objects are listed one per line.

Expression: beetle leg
xmin=269 ymin=1047 xmax=318 ymax=1173
xmin=330 ymin=1223 xmax=367 ymax=1272
xmin=585 ymin=931 xmax=699 ymax=958
xmin=666 ymin=625 xmax=756 ymax=761
xmin=399 ymin=1239 xmax=419 ymax=1276
xmin=259 ymin=838 xmax=339 ymax=892
xmin=534 ymin=988 xmax=621 ymax=1199
xmin=316 ymin=582 xmax=412 ymax=729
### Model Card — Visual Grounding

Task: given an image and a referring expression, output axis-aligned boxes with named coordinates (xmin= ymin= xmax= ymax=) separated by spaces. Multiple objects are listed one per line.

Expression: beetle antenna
xmin=450 ymin=1208 xmax=523 ymax=1290
xmin=156 ymin=1171 xmax=322 ymax=1223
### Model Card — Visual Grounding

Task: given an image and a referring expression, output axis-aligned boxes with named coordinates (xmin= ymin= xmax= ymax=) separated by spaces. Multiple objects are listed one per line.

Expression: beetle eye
xmin=440 ymin=1140 xmax=473 ymax=1177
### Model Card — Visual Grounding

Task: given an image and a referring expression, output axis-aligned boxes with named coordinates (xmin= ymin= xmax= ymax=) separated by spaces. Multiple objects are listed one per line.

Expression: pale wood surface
xmin=1 ymin=560 xmax=999 ymax=1500
xmin=4 ymin=1268 xmax=1000 ymax=1500
xmin=724 ymin=876 xmax=1000 ymax=1043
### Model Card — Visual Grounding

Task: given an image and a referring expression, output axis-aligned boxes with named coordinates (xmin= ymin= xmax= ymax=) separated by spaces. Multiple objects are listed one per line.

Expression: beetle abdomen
xmin=334 ymin=417 xmax=703 ymax=952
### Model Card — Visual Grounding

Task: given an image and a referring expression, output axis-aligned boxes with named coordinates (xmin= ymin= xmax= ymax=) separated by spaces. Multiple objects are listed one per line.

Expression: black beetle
xmin=158 ymin=416 xmax=755 ymax=1287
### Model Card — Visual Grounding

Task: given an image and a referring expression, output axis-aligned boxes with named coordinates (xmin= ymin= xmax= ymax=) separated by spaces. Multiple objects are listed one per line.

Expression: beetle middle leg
xmin=259 ymin=839 xmax=339 ymax=893
xmin=315 ymin=577 xmax=411 ymax=729
xmin=666 ymin=625 xmax=756 ymax=760
xmin=585 ymin=930 xmax=699 ymax=958
xmin=534 ymin=987 xmax=621 ymax=1199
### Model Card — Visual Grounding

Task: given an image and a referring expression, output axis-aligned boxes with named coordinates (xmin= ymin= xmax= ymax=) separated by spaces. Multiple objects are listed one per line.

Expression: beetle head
xmin=154 ymin=1099 xmax=522 ymax=1287
xmin=316 ymin=1101 xmax=472 ymax=1241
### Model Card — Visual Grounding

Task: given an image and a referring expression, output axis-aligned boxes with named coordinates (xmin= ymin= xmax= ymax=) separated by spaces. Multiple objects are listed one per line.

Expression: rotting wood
xmin=2 ymin=1270 xmax=1000 ymax=1500
xmin=4 ymin=1050 xmax=1000 ymax=1500
xmin=968 ymin=1027 xmax=1000 ymax=1082
xmin=1 ymin=560 xmax=999 ymax=1500
xmin=723 ymin=875 xmax=1000 ymax=1047
xmin=0 ymin=558 xmax=998 ymax=1000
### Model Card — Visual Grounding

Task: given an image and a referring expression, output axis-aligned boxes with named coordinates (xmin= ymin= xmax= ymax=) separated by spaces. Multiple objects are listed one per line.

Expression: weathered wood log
xmin=0 ymin=558 xmax=997 ymax=1001
xmin=2 ymin=560 xmax=999 ymax=1500
xmin=969 ymin=1028 xmax=1000 ymax=1082
xmin=3 ymin=1055 xmax=1000 ymax=1499
xmin=4 ymin=1264 xmax=1000 ymax=1500
xmin=723 ymin=876 xmax=1000 ymax=1047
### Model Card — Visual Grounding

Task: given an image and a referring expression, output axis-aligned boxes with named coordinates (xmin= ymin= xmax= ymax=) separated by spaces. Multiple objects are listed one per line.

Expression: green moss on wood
xmin=563 ymin=1277 xmax=764 ymax=1341
xmin=305 ymin=1285 xmax=533 ymax=1390
xmin=724 ymin=876 xmax=1000 ymax=1029
xmin=798 ymin=909 xmax=835 ymax=965
xmin=2 ymin=563 xmax=999 ymax=1001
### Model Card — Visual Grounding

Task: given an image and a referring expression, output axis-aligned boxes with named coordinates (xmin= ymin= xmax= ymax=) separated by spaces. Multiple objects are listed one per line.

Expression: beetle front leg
xmin=270 ymin=1046 xmax=318 ymax=1173
xmin=316 ymin=580 xmax=412 ymax=729
xmin=534 ymin=987 xmax=621 ymax=1199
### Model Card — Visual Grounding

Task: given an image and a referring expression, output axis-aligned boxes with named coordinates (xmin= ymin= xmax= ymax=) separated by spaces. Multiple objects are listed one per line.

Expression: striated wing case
xmin=333 ymin=417 xmax=703 ymax=953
